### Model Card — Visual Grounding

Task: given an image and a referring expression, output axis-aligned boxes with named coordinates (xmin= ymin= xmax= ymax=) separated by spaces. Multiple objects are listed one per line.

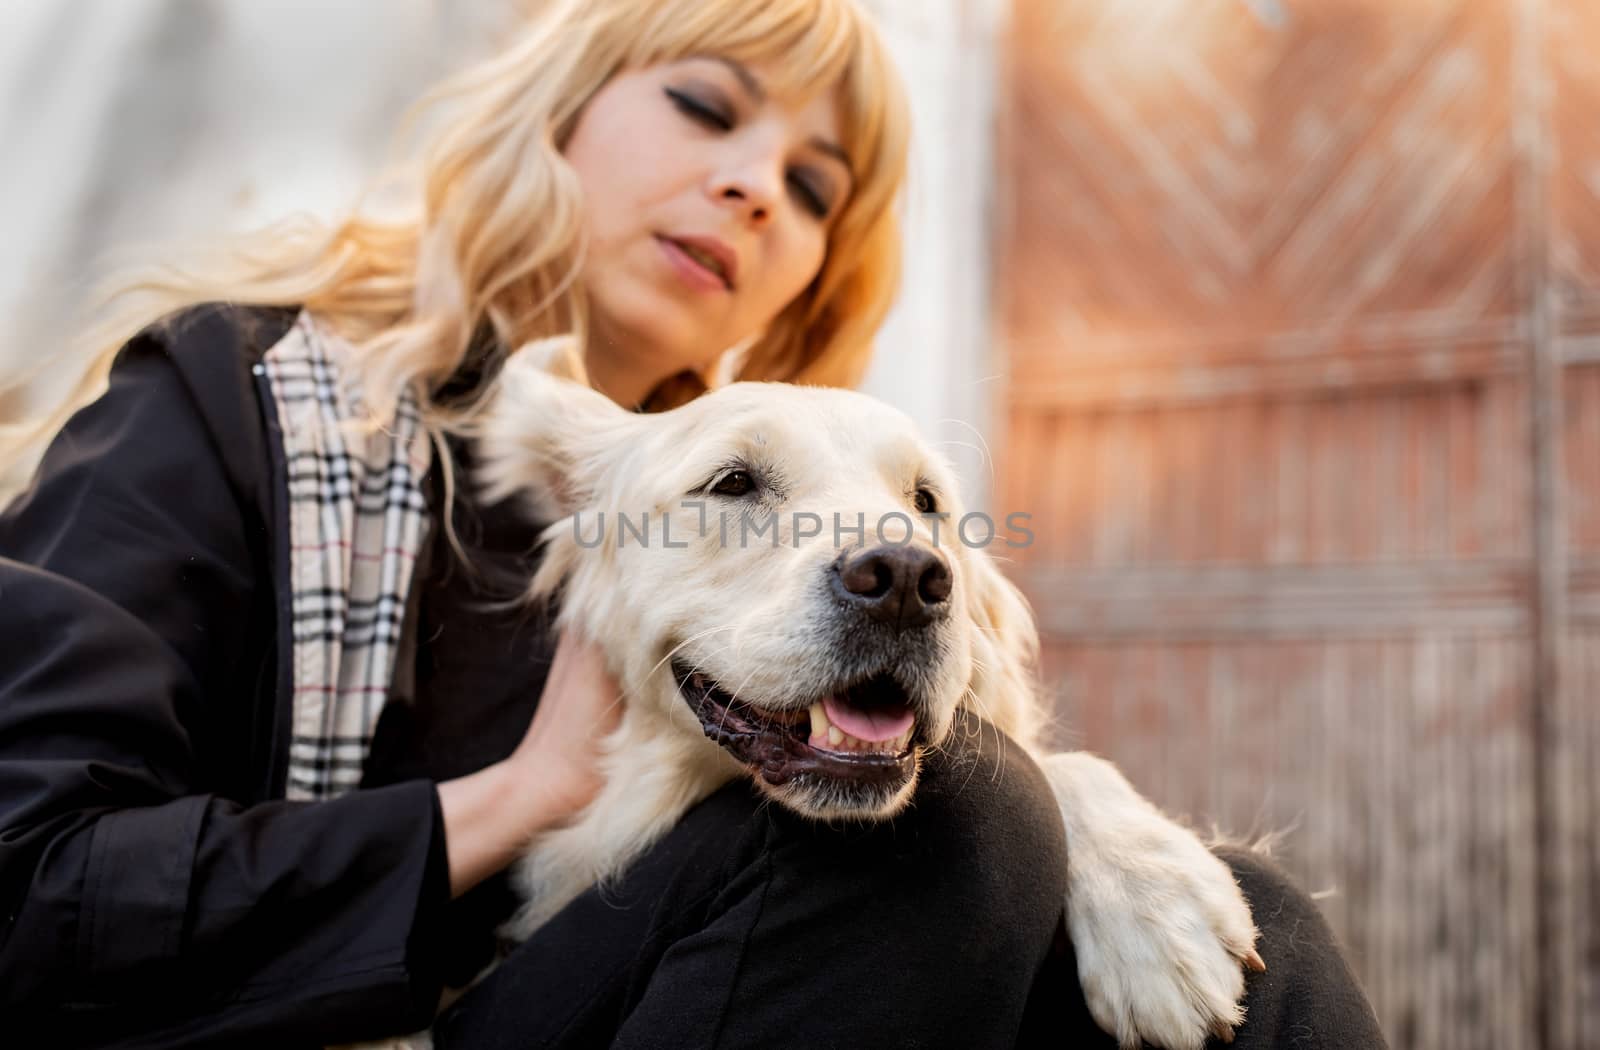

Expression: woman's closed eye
xmin=666 ymin=87 xmax=732 ymax=130
xmin=664 ymin=87 xmax=836 ymax=220
xmin=786 ymin=168 xmax=833 ymax=219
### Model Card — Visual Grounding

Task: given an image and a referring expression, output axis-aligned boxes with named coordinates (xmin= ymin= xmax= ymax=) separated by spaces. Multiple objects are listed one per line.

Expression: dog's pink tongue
xmin=823 ymin=694 xmax=914 ymax=742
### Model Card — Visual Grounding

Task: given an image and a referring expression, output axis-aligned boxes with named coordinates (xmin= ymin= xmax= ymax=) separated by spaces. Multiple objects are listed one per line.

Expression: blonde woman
xmin=0 ymin=1 xmax=1386 ymax=1047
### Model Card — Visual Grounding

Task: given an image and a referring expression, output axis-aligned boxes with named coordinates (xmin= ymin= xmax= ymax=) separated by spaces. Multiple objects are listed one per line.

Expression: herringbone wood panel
xmin=997 ymin=2 xmax=1595 ymax=1046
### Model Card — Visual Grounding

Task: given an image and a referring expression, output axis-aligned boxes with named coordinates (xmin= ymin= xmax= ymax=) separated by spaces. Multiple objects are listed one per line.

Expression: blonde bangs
xmin=627 ymin=0 xmax=902 ymax=209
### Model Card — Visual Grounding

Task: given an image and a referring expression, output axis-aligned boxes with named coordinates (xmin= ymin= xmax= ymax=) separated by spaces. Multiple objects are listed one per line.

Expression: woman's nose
xmin=717 ymin=183 xmax=770 ymax=225
xmin=710 ymin=156 xmax=783 ymax=226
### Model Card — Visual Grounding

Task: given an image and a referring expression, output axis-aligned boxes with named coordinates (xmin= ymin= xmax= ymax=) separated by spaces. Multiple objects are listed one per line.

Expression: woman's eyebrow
xmin=710 ymin=56 xmax=856 ymax=179
xmin=810 ymin=137 xmax=854 ymax=176
xmin=711 ymin=56 xmax=767 ymax=102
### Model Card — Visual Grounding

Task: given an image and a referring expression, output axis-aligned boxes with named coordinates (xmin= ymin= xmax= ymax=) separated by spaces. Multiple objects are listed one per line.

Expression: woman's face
xmin=563 ymin=57 xmax=853 ymax=396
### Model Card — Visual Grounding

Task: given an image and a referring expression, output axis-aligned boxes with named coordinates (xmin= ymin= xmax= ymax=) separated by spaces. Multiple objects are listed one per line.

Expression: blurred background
xmin=3 ymin=1 xmax=1596 ymax=1047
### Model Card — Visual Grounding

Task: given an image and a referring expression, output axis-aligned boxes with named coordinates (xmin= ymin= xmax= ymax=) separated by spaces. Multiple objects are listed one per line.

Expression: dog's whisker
xmin=719 ymin=664 xmax=775 ymax=723
xmin=670 ymin=651 xmax=740 ymax=738
xmin=936 ymin=415 xmax=997 ymax=487
xmin=644 ymin=629 xmax=792 ymax=739
xmin=669 ymin=642 xmax=760 ymax=741
xmin=958 ymin=687 xmax=999 ymax=772
xmin=932 ymin=438 xmax=985 ymax=466
xmin=646 ymin=624 xmax=742 ymax=682
xmin=961 ymin=685 xmax=993 ymax=720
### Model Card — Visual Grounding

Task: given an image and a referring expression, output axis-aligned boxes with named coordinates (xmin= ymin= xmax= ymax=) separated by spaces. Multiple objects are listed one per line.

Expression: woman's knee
xmin=912 ymin=715 xmax=1071 ymax=911
xmin=765 ymin=712 xmax=1069 ymax=946
xmin=614 ymin=711 xmax=1071 ymax=963
xmin=1209 ymin=846 xmax=1390 ymax=1048
xmin=1212 ymin=845 xmax=1323 ymax=938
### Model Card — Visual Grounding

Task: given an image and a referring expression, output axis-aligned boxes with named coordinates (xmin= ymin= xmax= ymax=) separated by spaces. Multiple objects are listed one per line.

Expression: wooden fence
xmin=995 ymin=2 xmax=1597 ymax=1046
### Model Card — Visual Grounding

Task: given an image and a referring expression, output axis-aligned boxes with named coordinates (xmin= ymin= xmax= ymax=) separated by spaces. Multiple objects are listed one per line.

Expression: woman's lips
xmin=656 ymin=235 xmax=731 ymax=293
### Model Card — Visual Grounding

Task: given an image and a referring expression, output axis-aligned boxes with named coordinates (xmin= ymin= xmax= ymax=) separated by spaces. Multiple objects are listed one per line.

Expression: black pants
xmin=436 ymin=715 xmax=1387 ymax=1049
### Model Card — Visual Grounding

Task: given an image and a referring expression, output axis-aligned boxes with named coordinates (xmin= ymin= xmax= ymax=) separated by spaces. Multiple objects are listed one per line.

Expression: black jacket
xmin=0 ymin=305 xmax=449 ymax=1048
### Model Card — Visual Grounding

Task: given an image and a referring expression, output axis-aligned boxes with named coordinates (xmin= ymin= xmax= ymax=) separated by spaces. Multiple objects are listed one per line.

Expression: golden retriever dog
xmin=410 ymin=351 xmax=1263 ymax=1050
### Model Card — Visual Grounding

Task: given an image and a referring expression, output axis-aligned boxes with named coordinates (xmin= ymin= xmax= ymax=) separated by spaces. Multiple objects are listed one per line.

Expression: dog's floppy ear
xmin=474 ymin=337 xmax=636 ymax=522
xmin=961 ymin=547 xmax=1046 ymax=751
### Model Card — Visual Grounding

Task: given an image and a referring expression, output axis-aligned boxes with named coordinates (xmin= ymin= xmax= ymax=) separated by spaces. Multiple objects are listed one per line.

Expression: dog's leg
xmin=1034 ymin=750 xmax=1263 ymax=1050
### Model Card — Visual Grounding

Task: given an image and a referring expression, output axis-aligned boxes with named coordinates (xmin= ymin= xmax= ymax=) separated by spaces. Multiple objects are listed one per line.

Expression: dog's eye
xmin=913 ymin=487 xmax=938 ymax=514
xmin=712 ymin=470 xmax=756 ymax=498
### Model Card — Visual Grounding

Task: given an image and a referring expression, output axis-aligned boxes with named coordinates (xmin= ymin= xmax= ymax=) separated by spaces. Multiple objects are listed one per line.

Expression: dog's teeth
xmin=807 ymin=702 xmax=914 ymax=754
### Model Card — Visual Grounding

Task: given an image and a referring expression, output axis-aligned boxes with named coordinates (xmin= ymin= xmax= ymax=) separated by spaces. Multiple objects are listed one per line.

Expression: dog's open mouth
xmin=672 ymin=661 xmax=918 ymax=789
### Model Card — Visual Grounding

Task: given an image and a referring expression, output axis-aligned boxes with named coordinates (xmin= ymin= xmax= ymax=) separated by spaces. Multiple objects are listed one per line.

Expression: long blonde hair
xmin=1 ymin=0 xmax=910 ymax=486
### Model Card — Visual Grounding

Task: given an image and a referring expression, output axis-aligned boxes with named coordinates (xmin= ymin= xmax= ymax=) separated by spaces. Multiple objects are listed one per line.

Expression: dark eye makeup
xmin=662 ymin=85 xmax=837 ymax=220
xmin=665 ymin=86 xmax=732 ymax=130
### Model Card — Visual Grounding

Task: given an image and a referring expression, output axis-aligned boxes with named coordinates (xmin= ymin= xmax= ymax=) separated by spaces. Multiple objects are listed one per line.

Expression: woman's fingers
xmin=509 ymin=629 xmax=623 ymax=823
xmin=438 ymin=632 xmax=625 ymax=896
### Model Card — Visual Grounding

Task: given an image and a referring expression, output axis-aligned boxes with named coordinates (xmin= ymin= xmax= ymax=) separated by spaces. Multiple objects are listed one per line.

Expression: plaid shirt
xmin=259 ymin=313 xmax=432 ymax=799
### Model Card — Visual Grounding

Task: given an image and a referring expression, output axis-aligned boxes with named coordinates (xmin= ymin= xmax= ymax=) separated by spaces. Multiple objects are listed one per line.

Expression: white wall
xmin=861 ymin=0 xmax=1005 ymax=508
xmin=0 ymin=0 xmax=505 ymax=413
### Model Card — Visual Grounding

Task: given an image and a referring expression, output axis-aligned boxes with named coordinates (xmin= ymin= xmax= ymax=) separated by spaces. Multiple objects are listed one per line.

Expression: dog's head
xmin=476 ymin=352 xmax=1041 ymax=821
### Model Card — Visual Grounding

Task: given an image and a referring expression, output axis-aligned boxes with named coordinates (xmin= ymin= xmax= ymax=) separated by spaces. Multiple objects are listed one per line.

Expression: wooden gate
xmin=994 ymin=2 xmax=1597 ymax=1046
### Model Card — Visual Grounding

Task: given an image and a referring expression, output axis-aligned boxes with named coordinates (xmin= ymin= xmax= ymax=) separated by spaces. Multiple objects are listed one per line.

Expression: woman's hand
xmin=436 ymin=629 xmax=623 ymax=897
xmin=507 ymin=629 xmax=624 ymax=819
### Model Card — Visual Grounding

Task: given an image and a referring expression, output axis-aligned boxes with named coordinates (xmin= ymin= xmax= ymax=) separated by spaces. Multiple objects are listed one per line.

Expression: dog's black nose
xmin=834 ymin=545 xmax=952 ymax=628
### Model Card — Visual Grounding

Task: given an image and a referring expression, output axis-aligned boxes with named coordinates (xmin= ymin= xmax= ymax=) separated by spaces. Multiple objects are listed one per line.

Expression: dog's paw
xmin=1068 ymin=835 xmax=1262 ymax=1049
xmin=1038 ymin=752 xmax=1262 ymax=1050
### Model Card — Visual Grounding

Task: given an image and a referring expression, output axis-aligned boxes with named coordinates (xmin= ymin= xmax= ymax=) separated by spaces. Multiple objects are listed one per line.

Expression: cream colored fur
xmin=365 ymin=347 xmax=1262 ymax=1050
